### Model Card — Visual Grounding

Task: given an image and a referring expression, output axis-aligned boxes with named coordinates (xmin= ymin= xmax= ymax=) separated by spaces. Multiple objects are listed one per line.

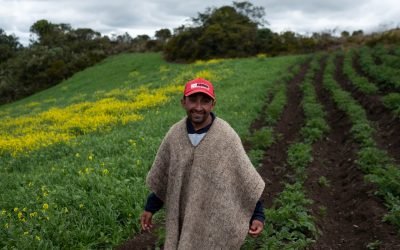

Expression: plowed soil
xmin=304 ymin=57 xmax=400 ymax=249
xmin=258 ymin=62 xmax=308 ymax=207
xmin=343 ymin=55 xmax=400 ymax=164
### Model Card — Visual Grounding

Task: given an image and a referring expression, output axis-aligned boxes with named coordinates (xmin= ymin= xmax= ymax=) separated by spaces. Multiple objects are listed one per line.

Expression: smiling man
xmin=140 ymin=78 xmax=265 ymax=249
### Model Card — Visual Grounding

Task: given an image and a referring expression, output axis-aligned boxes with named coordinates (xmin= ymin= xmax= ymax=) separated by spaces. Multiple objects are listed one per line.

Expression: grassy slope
xmin=0 ymin=52 xmax=301 ymax=248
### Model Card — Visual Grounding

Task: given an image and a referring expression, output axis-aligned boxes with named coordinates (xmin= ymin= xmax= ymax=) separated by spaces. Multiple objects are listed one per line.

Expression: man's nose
xmin=194 ymin=100 xmax=202 ymax=110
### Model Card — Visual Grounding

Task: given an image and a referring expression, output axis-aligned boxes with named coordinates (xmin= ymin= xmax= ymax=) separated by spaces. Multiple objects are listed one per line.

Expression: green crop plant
xmin=342 ymin=49 xmax=378 ymax=94
xmin=248 ymin=149 xmax=265 ymax=169
xmin=382 ymin=93 xmax=400 ymax=117
xmin=358 ymin=46 xmax=400 ymax=90
xmin=318 ymin=176 xmax=330 ymax=188
xmin=248 ymin=127 xmax=275 ymax=151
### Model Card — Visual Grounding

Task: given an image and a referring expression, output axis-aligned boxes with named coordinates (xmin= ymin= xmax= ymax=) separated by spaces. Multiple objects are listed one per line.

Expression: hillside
xmin=0 ymin=52 xmax=299 ymax=248
xmin=1 ymin=48 xmax=399 ymax=249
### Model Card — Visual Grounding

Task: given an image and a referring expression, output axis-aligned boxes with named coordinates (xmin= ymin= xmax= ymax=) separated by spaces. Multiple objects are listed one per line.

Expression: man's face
xmin=181 ymin=93 xmax=215 ymax=126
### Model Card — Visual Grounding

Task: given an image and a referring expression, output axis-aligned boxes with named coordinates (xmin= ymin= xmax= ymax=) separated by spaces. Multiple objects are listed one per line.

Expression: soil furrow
xmin=259 ymin=62 xmax=308 ymax=208
xmin=337 ymin=55 xmax=400 ymax=165
xmin=305 ymin=58 xmax=400 ymax=250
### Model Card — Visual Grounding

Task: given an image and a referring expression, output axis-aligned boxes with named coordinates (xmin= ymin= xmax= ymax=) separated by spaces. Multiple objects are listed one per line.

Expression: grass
xmin=0 ymin=52 xmax=300 ymax=248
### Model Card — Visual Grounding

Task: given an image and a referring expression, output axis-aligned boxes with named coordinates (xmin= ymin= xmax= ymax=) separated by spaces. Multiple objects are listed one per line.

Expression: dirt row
xmin=258 ymin=63 xmax=308 ymax=207
xmin=342 ymin=55 xmax=400 ymax=164
xmin=304 ymin=57 xmax=400 ymax=249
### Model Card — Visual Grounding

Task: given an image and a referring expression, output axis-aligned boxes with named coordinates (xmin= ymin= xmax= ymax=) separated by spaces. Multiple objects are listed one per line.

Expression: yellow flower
xmin=102 ymin=169 xmax=109 ymax=175
xmin=28 ymin=182 xmax=33 ymax=187
xmin=88 ymin=155 xmax=93 ymax=161
xmin=43 ymin=203 xmax=49 ymax=210
xmin=13 ymin=207 xmax=18 ymax=212
xmin=18 ymin=212 xmax=23 ymax=219
xmin=24 ymin=231 xmax=29 ymax=235
xmin=1 ymin=209 xmax=6 ymax=216
xmin=22 ymin=207 xmax=27 ymax=212
xmin=35 ymin=236 xmax=41 ymax=241
xmin=30 ymin=212 xmax=38 ymax=218
xmin=75 ymin=153 xmax=80 ymax=157
xmin=79 ymin=204 xmax=84 ymax=208
xmin=4 ymin=223 xmax=9 ymax=229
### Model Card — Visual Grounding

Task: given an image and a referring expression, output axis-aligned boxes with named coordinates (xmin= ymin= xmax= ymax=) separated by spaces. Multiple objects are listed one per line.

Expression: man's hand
xmin=140 ymin=211 xmax=154 ymax=232
xmin=248 ymin=219 xmax=264 ymax=237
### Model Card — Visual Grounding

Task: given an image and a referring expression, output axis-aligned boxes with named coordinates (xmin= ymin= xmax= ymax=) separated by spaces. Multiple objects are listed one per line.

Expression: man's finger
xmin=140 ymin=215 xmax=146 ymax=230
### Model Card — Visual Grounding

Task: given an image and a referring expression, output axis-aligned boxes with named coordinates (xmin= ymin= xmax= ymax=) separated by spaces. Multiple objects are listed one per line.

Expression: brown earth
xmin=116 ymin=223 xmax=162 ymax=250
xmin=338 ymin=55 xmax=400 ymax=164
xmin=305 ymin=57 xmax=400 ymax=249
xmin=258 ymin=62 xmax=308 ymax=208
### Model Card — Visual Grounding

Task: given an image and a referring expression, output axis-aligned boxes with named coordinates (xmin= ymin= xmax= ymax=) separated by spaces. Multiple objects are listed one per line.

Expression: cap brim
xmin=184 ymin=89 xmax=215 ymax=99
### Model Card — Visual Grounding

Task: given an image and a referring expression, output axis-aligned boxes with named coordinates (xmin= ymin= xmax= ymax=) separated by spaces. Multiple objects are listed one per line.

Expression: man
xmin=140 ymin=78 xmax=265 ymax=249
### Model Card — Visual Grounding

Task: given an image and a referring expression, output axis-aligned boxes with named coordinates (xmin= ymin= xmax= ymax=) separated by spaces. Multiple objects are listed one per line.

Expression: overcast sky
xmin=1 ymin=0 xmax=399 ymax=46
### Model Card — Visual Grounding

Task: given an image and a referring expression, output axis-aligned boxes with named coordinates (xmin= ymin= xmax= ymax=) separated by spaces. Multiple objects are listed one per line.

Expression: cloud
xmin=1 ymin=0 xmax=399 ymax=46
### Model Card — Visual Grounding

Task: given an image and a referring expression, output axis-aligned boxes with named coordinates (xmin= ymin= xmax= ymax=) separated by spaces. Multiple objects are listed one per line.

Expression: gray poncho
xmin=146 ymin=117 xmax=265 ymax=249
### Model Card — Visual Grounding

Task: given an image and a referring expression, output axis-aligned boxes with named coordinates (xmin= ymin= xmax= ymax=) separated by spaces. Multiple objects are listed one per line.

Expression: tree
xmin=30 ymin=19 xmax=71 ymax=46
xmin=164 ymin=2 xmax=264 ymax=61
xmin=352 ymin=30 xmax=364 ymax=36
xmin=341 ymin=30 xmax=350 ymax=38
xmin=155 ymin=29 xmax=172 ymax=42
xmin=233 ymin=1 xmax=268 ymax=26
xmin=0 ymin=28 xmax=22 ymax=62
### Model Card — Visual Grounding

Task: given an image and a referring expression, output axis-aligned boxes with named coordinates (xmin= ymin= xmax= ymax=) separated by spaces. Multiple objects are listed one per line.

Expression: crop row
xmin=357 ymin=46 xmax=400 ymax=90
xmin=247 ymin=61 xmax=304 ymax=168
xmin=370 ymin=44 xmax=400 ymax=69
xmin=244 ymin=55 xmax=329 ymax=249
xmin=342 ymin=48 xmax=400 ymax=117
xmin=382 ymin=93 xmax=400 ymax=117
xmin=323 ymin=53 xmax=400 ymax=229
xmin=342 ymin=49 xmax=378 ymax=94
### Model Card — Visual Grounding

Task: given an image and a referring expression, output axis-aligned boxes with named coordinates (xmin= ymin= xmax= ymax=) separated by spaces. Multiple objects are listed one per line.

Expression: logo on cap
xmin=191 ymin=83 xmax=209 ymax=89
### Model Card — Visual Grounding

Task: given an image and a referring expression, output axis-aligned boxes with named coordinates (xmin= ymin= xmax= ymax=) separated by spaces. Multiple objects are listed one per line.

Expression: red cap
xmin=184 ymin=78 xmax=215 ymax=99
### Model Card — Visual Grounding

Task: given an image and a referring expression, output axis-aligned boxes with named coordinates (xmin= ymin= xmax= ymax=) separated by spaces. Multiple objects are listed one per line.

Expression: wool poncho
xmin=146 ymin=117 xmax=265 ymax=249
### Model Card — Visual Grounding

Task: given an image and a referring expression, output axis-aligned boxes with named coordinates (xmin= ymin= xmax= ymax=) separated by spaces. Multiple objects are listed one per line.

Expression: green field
xmin=0 ymin=52 xmax=300 ymax=248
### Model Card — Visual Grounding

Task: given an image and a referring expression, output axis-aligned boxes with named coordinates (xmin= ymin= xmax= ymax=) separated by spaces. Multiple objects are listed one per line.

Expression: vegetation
xmin=382 ymin=93 xmax=400 ymax=117
xmin=0 ymin=52 xmax=299 ymax=248
xmin=342 ymin=49 xmax=378 ymax=94
xmin=3 ymin=2 xmax=400 ymax=105
xmin=2 ymin=1 xmax=400 ymax=248
xmin=244 ymin=55 xmax=328 ymax=249
xmin=357 ymin=46 xmax=400 ymax=91
xmin=323 ymin=54 xmax=400 ymax=230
